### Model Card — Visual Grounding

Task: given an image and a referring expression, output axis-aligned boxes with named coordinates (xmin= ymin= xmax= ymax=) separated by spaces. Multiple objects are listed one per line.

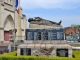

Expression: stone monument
xmin=17 ymin=17 xmax=72 ymax=57
xmin=17 ymin=28 xmax=72 ymax=57
xmin=28 ymin=17 xmax=62 ymax=28
xmin=28 ymin=17 xmax=62 ymax=25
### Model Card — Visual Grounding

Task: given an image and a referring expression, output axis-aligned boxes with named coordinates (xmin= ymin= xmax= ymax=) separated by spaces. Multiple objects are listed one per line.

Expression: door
xmin=4 ymin=31 xmax=9 ymax=41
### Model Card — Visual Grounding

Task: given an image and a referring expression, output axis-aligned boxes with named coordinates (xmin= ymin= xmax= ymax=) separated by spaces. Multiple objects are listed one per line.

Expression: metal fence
xmin=66 ymin=33 xmax=80 ymax=43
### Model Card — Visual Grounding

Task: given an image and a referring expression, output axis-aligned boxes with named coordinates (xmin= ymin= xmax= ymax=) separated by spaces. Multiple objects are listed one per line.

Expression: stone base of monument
xmin=17 ymin=44 xmax=72 ymax=58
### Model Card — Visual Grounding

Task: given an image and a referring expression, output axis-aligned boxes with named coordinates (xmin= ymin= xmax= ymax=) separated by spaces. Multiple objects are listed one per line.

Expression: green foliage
xmin=0 ymin=56 xmax=27 ymax=60
xmin=73 ymin=50 xmax=80 ymax=58
xmin=71 ymin=24 xmax=80 ymax=32
xmin=0 ymin=56 xmax=80 ymax=60
xmin=1 ymin=51 xmax=17 ymax=56
xmin=0 ymin=50 xmax=80 ymax=60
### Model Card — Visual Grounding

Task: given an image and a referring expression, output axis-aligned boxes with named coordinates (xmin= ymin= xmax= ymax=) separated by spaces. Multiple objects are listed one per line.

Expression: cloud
xmin=20 ymin=0 xmax=80 ymax=10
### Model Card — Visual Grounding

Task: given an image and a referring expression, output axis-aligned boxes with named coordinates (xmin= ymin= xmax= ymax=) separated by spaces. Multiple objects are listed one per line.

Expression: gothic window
xmin=10 ymin=0 xmax=11 ymax=2
xmin=5 ymin=0 xmax=7 ymax=3
xmin=8 ymin=0 xmax=9 ymax=4
xmin=10 ymin=0 xmax=11 ymax=3
xmin=10 ymin=0 xmax=12 ymax=5
xmin=7 ymin=0 xmax=8 ymax=3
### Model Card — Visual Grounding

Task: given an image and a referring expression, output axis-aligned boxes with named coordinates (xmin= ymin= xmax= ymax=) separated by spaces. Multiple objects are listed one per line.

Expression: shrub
xmin=0 ymin=50 xmax=80 ymax=60
xmin=0 ymin=56 xmax=80 ymax=60
xmin=2 ymin=51 xmax=17 ymax=56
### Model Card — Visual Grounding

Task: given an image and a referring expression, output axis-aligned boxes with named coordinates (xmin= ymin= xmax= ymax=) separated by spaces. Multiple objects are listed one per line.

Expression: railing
xmin=66 ymin=33 xmax=80 ymax=43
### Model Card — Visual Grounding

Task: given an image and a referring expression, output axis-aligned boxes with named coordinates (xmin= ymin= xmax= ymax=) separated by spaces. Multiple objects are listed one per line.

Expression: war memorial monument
xmin=17 ymin=17 xmax=72 ymax=57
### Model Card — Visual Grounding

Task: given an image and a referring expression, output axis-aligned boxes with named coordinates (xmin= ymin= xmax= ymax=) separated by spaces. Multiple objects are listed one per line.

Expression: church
xmin=0 ymin=0 xmax=27 ymax=43
xmin=0 ymin=0 xmax=62 ymax=44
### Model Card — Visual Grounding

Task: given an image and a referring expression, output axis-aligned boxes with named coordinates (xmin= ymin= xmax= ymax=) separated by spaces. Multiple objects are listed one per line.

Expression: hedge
xmin=2 ymin=51 xmax=17 ymax=56
xmin=0 ymin=56 xmax=80 ymax=60
xmin=0 ymin=50 xmax=80 ymax=60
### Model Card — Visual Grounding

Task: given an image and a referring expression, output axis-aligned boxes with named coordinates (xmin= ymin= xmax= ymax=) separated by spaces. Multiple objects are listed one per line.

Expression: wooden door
xmin=4 ymin=31 xmax=9 ymax=41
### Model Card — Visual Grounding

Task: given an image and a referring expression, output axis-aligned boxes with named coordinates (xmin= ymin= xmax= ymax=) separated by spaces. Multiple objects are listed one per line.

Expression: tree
xmin=71 ymin=24 xmax=80 ymax=33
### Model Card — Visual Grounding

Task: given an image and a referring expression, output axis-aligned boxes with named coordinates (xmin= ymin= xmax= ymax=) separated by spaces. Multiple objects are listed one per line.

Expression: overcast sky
xmin=20 ymin=0 xmax=80 ymax=28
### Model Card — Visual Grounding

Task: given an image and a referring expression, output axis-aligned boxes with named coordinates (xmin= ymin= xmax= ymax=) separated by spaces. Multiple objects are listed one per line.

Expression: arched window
xmin=8 ymin=0 xmax=9 ymax=4
xmin=10 ymin=0 xmax=12 ymax=5
xmin=7 ymin=0 xmax=8 ymax=3
xmin=5 ymin=0 xmax=7 ymax=3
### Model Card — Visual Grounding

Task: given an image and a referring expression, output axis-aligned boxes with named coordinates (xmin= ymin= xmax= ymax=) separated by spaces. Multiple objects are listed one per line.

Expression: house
xmin=65 ymin=27 xmax=75 ymax=35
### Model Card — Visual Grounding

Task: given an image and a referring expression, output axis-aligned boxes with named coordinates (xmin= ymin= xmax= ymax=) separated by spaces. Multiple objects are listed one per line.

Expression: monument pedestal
xmin=17 ymin=43 xmax=72 ymax=58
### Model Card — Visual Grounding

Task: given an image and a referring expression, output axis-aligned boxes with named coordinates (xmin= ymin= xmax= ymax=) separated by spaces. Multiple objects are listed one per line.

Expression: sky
xmin=20 ymin=0 xmax=80 ymax=28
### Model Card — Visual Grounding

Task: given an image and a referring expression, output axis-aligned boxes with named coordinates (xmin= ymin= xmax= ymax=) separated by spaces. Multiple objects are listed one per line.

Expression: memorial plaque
xmin=26 ymin=28 xmax=64 ymax=40
xmin=56 ymin=49 xmax=68 ymax=57
xmin=20 ymin=48 xmax=31 ymax=55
